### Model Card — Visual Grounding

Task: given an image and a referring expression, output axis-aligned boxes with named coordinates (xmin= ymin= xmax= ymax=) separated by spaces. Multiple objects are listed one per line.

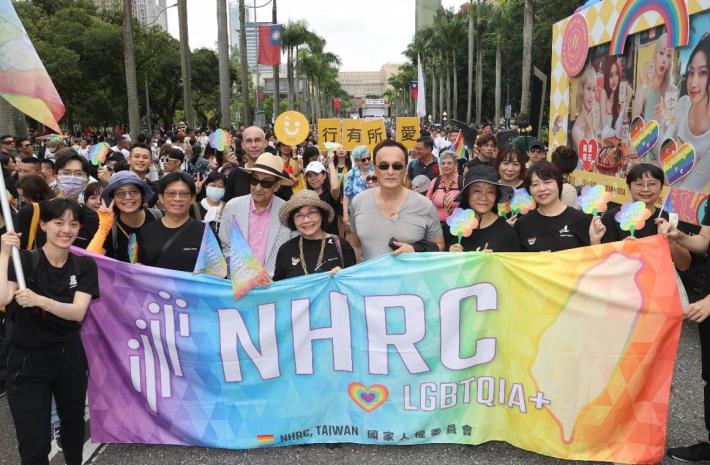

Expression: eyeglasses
xmin=249 ymin=176 xmax=277 ymax=189
xmin=366 ymin=175 xmax=378 ymax=182
xmin=529 ymin=148 xmax=544 ymax=154
xmin=244 ymin=138 xmax=263 ymax=144
xmin=114 ymin=189 xmax=141 ymax=199
xmin=2 ymin=140 xmax=14 ymax=145
xmin=293 ymin=210 xmax=321 ymax=221
xmin=160 ymin=157 xmax=180 ymax=164
xmin=162 ymin=191 xmax=192 ymax=199
xmin=21 ymin=143 xmax=31 ymax=148
xmin=376 ymin=162 xmax=405 ymax=171
xmin=357 ymin=157 xmax=371 ymax=163
xmin=57 ymin=170 xmax=88 ymax=178
xmin=630 ymin=181 xmax=662 ymax=190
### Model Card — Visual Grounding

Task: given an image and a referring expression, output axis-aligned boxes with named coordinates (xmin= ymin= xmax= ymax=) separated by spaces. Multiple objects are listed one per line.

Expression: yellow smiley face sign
xmin=274 ymin=111 xmax=310 ymax=146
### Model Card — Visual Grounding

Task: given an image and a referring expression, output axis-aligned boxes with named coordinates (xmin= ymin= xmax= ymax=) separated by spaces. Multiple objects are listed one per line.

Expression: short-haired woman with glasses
xmin=136 ymin=172 xmax=208 ymax=272
xmin=342 ymin=145 xmax=374 ymax=228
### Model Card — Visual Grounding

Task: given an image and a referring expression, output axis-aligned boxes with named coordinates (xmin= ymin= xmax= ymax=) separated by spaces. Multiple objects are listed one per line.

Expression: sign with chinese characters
xmin=395 ymin=117 xmax=421 ymax=149
xmin=317 ymin=118 xmax=342 ymax=151
xmin=79 ymin=235 xmax=681 ymax=464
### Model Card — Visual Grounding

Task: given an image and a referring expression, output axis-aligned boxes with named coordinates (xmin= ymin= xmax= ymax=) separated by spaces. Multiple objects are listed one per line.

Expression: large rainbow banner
xmin=79 ymin=235 xmax=683 ymax=464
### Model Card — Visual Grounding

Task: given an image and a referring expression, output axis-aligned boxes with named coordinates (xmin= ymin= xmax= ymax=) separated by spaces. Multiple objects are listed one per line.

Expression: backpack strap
xmin=111 ymin=221 xmax=119 ymax=253
xmin=27 ymin=202 xmax=40 ymax=250
xmin=432 ymin=176 xmax=442 ymax=193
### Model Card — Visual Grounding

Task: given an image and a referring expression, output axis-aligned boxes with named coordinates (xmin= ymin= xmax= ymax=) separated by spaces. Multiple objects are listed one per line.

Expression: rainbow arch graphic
xmin=609 ymin=0 xmax=689 ymax=56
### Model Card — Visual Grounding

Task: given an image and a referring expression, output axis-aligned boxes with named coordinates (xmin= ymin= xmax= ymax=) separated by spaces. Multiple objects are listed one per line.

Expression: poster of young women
xmin=550 ymin=0 xmax=709 ymax=225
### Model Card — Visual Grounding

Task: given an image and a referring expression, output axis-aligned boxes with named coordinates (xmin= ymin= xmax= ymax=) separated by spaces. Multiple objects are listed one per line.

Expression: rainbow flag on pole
xmin=451 ymin=130 xmax=465 ymax=158
xmin=228 ymin=218 xmax=269 ymax=301
xmin=0 ymin=1 xmax=65 ymax=132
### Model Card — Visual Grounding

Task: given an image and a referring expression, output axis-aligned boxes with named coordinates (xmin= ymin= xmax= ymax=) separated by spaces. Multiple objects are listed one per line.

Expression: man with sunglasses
xmin=160 ymin=148 xmax=185 ymax=175
xmin=0 ymin=135 xmax=16 ymax=157
xmin=16 ymin=137 xmax=33 ymax=158
xmin=350 ymin=139 xmax=444 ymax=261
xmin=220 ymin=153 xmax=296 ymax=279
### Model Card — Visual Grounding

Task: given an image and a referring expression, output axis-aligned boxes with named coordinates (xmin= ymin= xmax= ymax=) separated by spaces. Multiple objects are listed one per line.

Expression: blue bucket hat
xmin=101 ymin=170 xmax=154 ymax=204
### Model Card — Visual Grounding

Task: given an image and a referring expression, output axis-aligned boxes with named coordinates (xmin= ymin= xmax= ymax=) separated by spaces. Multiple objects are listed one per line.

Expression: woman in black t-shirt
xmin=514 ymin=161 xmax=593 ymax=252
xmin=273 ymin=190 xmax=355 ymax=281
xmin=448 ymin=165 xmax=520 ymax=252
xmin=304 ymin=160 xmax=340 ymax=235
xmin=87 ymin=170 xmax=159 ymax=262
xmin=137 ymin=172 xmax=207 ymax=273
xmin=0 ymin=198 xmax=99 ymax=465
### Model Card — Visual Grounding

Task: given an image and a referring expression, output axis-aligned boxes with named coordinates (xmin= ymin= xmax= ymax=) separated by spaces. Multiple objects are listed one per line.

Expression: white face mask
xmin=205 ymin=186 xmax=225 ymax=202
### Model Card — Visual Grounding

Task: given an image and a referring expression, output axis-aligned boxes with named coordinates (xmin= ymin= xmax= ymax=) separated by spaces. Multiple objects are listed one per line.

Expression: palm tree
xmin=473 ymin=2 xmax=491 ymax=125
xmin=466 ymin=1 xmax=474 ymax=124
xmin=489 ymin=0 xmax=513 ymax=127
xmin=521 ymin=0 xmax=533 ymax=116
xmin=122 ymin=0 xmax=139 ymax=139
xmin=216 ymin=0 xmax=230 ymax=127
xmin=282 ymin=21 xmax=309 ymax=110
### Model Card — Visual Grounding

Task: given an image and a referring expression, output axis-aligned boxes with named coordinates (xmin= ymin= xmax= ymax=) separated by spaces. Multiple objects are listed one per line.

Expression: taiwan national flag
xmin=258 ymin=24 xmax=282 ymax=66
xmin=411 ymin=80 xmax=418 ymax=100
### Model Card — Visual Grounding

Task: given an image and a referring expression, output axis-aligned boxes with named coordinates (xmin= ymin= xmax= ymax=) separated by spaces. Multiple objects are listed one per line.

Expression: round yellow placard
xmin=274 ymin=111 xmax=310 ymax=146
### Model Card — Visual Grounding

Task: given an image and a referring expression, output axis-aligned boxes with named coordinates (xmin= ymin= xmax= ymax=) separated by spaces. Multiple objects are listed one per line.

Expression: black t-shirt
xmin=273 ymin=235 xmax=356 ymax=281
xmin=103 ymin=208 xmax=159 ymax=262
xmin=467 ymin=157 xmax=494 ymax=168
xmin=703 ymin=201 xmax=710 ymax=227
xmin=600 ymin=206 xmax=668 ymax=242
xmin=16 ymin=202 xmax=99 ymax=250
xmin=514 ymin=207 xmax=592 ymax=252
xmin=408 ymin=159 xmax=440 ymax=181
xmin=450 ymin=216 xmax=521 ymax=252
xmin=224 ymin=167 xmax=251 ymax=202
xmin=318 ymin=189 xmax=339 ymax=235
xmin=7 ymin=249 xmax=99 ymax=348
xmin=136 ymin=218 xmax=205 ymax=272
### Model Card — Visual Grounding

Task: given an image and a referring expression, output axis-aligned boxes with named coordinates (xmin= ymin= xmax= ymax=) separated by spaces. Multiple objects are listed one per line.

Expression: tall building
xmin=92 ymin=0 xmax=168 ymax=31
xmin=415 ymin=0 xmax=441 ymax=32
xmin=337 ymin=63 xmax=403 ymax=99
xmin=228 ymin=0 xmax=271 ymax=74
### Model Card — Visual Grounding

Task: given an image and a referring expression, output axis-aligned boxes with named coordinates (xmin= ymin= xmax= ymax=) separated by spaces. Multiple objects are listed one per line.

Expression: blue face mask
xmin=205 ymin=186 xmax=225 ymax=202
xmin=57 ymin=175 xmax=87 ymax=197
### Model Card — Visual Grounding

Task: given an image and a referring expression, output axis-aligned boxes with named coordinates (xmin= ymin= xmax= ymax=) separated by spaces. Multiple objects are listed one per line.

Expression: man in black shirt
xmin=16 ymin=150 xmax=98 ymax=250
xmin=224 ymin=126 xmax=268 ymax=202
xmin=406 ymin=136 xmax=439 ymax=188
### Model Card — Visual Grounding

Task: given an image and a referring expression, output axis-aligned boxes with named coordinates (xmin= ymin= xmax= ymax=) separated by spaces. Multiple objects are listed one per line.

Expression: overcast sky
xmin=166 ymin=0 xmax=463 ymax=71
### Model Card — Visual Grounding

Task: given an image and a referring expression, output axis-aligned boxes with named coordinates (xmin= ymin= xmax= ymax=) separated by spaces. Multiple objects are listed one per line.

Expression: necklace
xmin=299 ymin=235 xmax=326 ymax=275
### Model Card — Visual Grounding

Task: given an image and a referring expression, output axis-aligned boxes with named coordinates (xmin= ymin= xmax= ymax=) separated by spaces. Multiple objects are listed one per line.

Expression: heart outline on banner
xmin=578 ymin=138 xmax=598 ymax=171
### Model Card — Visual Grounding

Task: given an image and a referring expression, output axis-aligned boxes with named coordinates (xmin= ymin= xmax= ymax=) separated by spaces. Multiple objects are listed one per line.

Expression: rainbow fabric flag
xmin=229 ymin=218 xmax=269 ymax=301
xmin=193 ymin=223 xmax=227 ymax=278
xmin=76 ymin=235 xmax=682 ymax=463
xmin=127 ymin=233 xmax=138 ymax=264
xmin=451 ymin=130 xmax=465 ymax=158
xmin=0 ymin=1 xmax=65 ymax=133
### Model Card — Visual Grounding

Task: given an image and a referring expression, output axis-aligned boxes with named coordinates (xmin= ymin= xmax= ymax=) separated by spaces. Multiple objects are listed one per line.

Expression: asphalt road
xmin=0 ymin=320 xmax=705 ymax=465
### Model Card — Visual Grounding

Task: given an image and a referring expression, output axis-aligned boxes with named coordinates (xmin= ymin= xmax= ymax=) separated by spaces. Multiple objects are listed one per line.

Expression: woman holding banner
xmin=0 ymin=198 xmax=99 ymax=465
xmin=448 ymin=166 xmax=519 ymax=252
xmin=273 ymin=190 xmax=355 ymax=280
xmin=514 ymin=161 xmax=593 ymax=252
xmin=137 ymin=172 xmax=204 ymax=272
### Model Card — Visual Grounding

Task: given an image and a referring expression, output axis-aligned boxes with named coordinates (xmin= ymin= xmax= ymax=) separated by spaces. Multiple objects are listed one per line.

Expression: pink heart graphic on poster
xmin=578 ymin=138 xmax=598 ymax=171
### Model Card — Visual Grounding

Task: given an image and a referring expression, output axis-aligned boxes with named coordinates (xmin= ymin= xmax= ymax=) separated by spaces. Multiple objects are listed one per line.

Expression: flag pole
xmin=0 ymin=163 xmax=26 ymax=289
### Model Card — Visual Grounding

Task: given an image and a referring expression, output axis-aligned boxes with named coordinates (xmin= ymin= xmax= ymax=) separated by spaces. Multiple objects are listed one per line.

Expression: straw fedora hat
xmin=243 ymin=153 xmax=292 ymax=183
xmin=278 ymin=189 xmax=335 ymax=229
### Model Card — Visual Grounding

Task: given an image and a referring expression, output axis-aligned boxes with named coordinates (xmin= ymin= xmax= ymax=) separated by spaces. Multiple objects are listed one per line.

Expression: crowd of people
xmin=0 ymin=120 xmax=707 ymax=464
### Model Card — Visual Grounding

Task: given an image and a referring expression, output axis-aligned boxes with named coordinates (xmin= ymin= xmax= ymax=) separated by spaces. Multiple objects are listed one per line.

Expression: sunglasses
xmin=249 ymin=176 xmax=277 ymax=189
xmin=366 ymin=175 xmax=378 ymax=182
xmin=357 ymin=157 xmax=371 ymax=163
xmin=376 ymin=162 xmax=405 ymax=171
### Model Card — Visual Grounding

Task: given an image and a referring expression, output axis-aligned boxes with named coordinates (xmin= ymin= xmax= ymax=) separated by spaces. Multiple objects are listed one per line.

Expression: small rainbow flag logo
xmin=256 ymin=434 xmax=274 ymax=444
xmin=451 ymin=130 xmax=465 ymax=158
